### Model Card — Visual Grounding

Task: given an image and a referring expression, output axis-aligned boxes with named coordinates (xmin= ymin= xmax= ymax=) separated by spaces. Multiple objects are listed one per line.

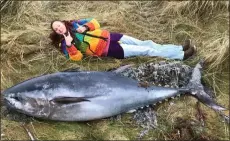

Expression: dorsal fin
xmin=50 ymin=96 xmax=90 ymax=104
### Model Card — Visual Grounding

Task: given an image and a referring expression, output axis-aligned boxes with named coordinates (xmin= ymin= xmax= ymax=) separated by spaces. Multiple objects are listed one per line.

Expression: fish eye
xmin=14 ymin=96 xmax=22 ymax=102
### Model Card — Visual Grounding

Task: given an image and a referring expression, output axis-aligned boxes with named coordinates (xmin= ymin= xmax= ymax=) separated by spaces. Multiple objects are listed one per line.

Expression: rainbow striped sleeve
xmin=76 ymin=18 xmax=100 ymax=31
xmin=61 ymin=40 xmax=69 ymax=59
xmin=61 ymin=40 xmax=83 ymax=61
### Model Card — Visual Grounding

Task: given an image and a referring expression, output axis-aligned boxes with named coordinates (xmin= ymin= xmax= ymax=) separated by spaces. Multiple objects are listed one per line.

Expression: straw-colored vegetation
xmin=1 ymin=1 xmax=229 ymax=140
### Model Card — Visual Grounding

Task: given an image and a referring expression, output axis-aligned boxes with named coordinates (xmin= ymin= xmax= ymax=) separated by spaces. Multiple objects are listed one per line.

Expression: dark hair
xmin=49 ymin=20 xmax=75 ymax=51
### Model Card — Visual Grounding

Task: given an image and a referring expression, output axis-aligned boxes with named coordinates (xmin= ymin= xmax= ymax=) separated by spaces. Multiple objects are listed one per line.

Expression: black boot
xmin=182 ymin=39 xmax=191 ymax=51
xmin=183 ymin=45 xmax=196 ymax=60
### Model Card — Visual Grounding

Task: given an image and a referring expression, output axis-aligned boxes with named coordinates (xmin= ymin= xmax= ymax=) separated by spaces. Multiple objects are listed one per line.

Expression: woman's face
xmin=52 ymin=21 xmax=67 ymax=35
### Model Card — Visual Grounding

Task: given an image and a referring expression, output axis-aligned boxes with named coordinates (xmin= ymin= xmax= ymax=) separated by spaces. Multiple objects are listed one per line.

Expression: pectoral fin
xmin=50 ymin=96 xmax=90 ymax=104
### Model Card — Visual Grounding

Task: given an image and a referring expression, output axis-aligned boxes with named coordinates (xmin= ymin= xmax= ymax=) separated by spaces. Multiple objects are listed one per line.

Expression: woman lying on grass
xmin=49 ymin=18 xmax=196 ymax=61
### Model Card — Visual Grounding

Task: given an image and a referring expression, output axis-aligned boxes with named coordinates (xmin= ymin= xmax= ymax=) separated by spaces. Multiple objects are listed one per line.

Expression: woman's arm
xmin=61 ymin=40 xmax=83 ymax=61
xmin=60 ymin=40 xmax=70 ymax=59
xmin=72 ymin=18 xmax=100 ymax=31
xmin=66 ymin=44 xmax=83 ymax=61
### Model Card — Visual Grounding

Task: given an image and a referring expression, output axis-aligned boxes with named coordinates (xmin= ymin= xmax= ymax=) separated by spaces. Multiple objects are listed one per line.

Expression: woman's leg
xmin=120 ymin=43 xmax=184 ymax=60
xmin=119 ymin=35 xmax=183 ymax=51
xmin=119 ymin=35 xmax=184 ymax=60
xmin=119 ymin=35 xmax=154 ymax=46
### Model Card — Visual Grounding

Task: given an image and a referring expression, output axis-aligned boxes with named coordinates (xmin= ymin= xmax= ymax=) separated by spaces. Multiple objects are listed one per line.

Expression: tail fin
xmin=187 ymin=60 xmax=229 ymax=123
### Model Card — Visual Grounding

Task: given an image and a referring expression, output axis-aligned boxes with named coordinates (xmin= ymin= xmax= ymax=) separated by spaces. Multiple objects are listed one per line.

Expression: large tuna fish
xmin=2 ymin=61 xmax=229 ymax=122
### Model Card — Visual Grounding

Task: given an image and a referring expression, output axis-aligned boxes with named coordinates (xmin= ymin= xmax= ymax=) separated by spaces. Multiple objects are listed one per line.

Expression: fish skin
xmin=2 ymin=61 xmax=229 ymax=122
xmin=3 ymin=71 xmax=187 ymax=121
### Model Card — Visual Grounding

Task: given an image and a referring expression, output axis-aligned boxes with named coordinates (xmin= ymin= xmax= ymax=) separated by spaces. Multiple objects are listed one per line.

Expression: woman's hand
xmin=76 ymin=26 xmax=87 ymax=33
xmin=63 ymin=31 xmax=73 ymax=47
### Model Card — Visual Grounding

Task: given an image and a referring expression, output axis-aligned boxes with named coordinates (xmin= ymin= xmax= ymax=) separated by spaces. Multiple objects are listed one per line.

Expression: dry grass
xmin=1 ymin=1 xmax=229 ymax=140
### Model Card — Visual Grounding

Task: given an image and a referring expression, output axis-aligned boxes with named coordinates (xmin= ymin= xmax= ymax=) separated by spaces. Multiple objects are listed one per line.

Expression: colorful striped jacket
xmin=60 ymin=18 xmax=110 ymax=61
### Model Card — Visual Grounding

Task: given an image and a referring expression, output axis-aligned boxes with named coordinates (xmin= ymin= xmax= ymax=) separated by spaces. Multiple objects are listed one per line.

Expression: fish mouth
xmin=4 ymin=96 xmax=14 ymax=106
xmin=4 ymin=97 xmax=16 ymax=110
xmin=3 ymin=94 xmax=23 ymax=110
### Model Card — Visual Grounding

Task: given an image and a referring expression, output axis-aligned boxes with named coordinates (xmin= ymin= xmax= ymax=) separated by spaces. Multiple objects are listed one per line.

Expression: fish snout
xmin=3 ymin=93 xmax=23 ymax=110
xmin=4 ymin=96 xmax=15 ymax=109
xmin=5 ymin=93 xmax=23 ymax=102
